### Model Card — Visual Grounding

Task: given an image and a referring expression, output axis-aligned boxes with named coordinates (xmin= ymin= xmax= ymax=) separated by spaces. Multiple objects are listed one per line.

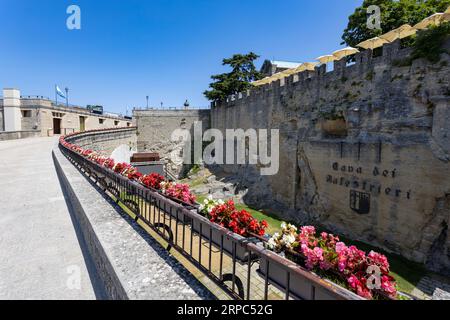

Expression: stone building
xmin=260 ymin=60 xmax=302 ymax=77
xmin=211 ymin=38 xmax=450 ymax=274
xmin=0 ymin=88 xmax=133 ymax=140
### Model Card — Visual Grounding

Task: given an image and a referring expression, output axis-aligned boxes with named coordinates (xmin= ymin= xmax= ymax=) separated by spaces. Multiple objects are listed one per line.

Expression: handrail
xmin=59 ymin=127 xmax=367 ymax=301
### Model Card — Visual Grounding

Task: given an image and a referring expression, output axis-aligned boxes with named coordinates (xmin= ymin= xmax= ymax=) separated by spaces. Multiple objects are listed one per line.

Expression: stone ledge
xmin=52 ymin=144 xmax=214 ymax=300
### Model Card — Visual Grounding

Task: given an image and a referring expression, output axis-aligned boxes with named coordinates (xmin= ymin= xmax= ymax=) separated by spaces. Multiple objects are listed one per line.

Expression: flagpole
xmin=65 ymin=87 xmax=69 ymax=108
xmin=55 ymin=84 xmax=58 ymax=107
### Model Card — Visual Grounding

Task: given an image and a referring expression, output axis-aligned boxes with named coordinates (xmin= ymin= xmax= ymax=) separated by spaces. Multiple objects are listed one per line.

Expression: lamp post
xmin=146 ymin=95 xmax=149 ymax=109
xmin=65 ymin=87 xmax=69 ymax=108
xmin=184 ymin=99 xmax=190 ymax=110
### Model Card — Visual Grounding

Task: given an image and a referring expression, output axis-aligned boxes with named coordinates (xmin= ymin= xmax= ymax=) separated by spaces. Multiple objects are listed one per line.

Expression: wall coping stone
xmin=52 ymin=143 xmax=214 ymax=300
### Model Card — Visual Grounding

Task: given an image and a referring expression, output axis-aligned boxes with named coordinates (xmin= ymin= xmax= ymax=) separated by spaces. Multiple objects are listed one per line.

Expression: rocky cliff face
xmin=212 ymin=39 xmax=450 ymax=274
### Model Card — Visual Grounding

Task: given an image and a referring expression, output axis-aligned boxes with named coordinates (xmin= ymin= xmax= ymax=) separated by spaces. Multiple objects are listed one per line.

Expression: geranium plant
xmin=140 ymin=173 xmax=165 ymax=190
xmin=266 ymin=223 xmax=397 ymax=300
xmin=161 ymin=182 xmax=196 ymax=205
xmin=208 ymin=200 xmax=268 ymax=237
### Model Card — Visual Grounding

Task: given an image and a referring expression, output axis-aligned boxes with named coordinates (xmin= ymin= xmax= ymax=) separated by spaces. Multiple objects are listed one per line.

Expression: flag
xmin=56 ymin=85 xmax=66 ymax=99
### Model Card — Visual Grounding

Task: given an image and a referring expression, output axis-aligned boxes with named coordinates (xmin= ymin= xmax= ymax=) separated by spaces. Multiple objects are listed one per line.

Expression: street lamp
xmin=184 ymin=99 xmax=190 ymax=110
xmin=146 ymin=95 xmax=149 ymax=109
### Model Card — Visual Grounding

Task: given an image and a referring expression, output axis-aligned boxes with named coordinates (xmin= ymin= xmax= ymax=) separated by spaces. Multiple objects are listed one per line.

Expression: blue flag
xmin=56 ymin=85 xmax=66 ymax=99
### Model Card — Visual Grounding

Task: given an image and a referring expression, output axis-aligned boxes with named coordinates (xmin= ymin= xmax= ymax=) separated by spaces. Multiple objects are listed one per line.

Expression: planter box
xmin=191 ymin=218 xmax=258 ymax=263
xmin=258 ymin=255 xmax=364 ymax=300
xmin=322 ymin=119 xmax=347 ymax=136
xmin=155 ymin=197 xmax=193 ymax=224
xmin=153 ymin=198 xmax=258 ymax=262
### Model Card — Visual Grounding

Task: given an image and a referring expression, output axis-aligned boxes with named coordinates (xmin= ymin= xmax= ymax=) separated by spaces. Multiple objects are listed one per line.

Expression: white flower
xmin=281 ymin=222 xmax=287 ymax=230
xmin=267 ymin=237 xmax=277 ymax=250
xmin=282 ymin=234 xmax=296 ymax=248
xmin=207 ymin=195 xmax=214 ymax=201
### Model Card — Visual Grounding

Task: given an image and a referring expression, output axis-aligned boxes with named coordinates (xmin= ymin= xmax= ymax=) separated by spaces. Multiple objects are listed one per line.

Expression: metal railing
xmin=60 ymin=128 xmax=364 ymax=301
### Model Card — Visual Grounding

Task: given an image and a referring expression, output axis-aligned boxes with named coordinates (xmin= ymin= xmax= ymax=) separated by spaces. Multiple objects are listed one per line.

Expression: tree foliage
xmin=412 ymin=22 xmax=450 ymax=63
xmin=342 ymin=0 xmax=450 ymax=47
xmin=204 ymin=52 xmax=263 ymax=101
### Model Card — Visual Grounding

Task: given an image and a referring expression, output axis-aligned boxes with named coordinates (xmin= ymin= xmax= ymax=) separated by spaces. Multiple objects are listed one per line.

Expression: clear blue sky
xmin=0 ymin=0 xmax=362 ymax=114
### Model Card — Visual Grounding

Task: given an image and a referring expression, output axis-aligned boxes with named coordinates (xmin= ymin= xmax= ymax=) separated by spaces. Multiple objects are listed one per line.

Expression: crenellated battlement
xmin=213 ymin=39 xmax=417 ymax=110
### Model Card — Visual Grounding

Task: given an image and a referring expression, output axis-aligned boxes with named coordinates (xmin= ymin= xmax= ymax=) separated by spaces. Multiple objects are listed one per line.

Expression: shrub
xmin=412 ymin=22 xmax=450 ymax=63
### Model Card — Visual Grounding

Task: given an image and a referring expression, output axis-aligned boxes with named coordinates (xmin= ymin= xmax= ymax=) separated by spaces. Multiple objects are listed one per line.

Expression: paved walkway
xmin=0 ymin=137 xmax=98 ymax=300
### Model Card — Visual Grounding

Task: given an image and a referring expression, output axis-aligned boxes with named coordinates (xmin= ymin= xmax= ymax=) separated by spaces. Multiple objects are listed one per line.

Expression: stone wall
xmin=211 ymin=39 xmax=450 ymax=274
xmin=134 ymin=109 xmax=211 ymax=177
xmin=66 ymin=128 xmax=137 ymax=156
xmin=0 ymin=130 xmax=41 ymax=141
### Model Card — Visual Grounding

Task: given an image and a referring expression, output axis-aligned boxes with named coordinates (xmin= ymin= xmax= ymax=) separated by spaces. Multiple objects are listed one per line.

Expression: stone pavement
xmin=0 ymin=137 xmax=100 ymax=299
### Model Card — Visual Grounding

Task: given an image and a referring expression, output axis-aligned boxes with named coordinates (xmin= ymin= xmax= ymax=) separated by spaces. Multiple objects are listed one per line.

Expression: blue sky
xmin=0 ymin=0 xmax=362 ymax=114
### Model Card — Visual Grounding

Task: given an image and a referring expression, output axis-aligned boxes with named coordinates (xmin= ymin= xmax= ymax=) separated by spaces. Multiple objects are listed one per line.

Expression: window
xmin=127 ymin=122 xmax=131 ymax=127
xmin=99 ymin=119 xmax=105 ymax=124
xmin=114 ymin=121 xmax=119 ymax=126
xmin=52 ymin=112 xmax=64 ymax=118
xmin=21 ymin=110 xmax=32 ymax=118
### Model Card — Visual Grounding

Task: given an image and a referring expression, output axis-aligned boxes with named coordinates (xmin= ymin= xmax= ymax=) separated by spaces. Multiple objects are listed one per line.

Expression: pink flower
xmin=336 ymin=242 xmax=347 ymax=254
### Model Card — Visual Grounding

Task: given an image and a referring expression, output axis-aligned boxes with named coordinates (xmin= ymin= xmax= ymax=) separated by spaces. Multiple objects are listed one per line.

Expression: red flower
xmin=208 ymin=201 xmax=267 ymax=237
xmin=140 ymin=173 xmax=165 ymax=190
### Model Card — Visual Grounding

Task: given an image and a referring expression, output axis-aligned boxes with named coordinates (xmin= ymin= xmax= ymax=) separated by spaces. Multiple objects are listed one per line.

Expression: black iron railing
xmin=60 ymin=128 xmax=364 ymax=301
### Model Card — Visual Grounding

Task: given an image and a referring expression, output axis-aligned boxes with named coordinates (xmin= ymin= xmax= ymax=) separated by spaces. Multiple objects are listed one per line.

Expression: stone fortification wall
xmin=211 ymin=38 xmax=450 ymax=274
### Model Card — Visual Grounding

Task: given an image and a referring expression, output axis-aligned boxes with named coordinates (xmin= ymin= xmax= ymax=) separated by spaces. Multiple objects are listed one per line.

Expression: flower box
xmin=257 ymin=254 xmax=364 ymax=300
xmin=191 ymin=216 xmax=259 ymax=263
xmin=154 ymin=195 xmax=195 ymax=225
xmin=152 ymin=197 xmax=258 ymax=262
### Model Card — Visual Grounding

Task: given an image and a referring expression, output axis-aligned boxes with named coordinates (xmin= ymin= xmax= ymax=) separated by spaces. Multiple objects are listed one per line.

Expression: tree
xmin=204 ymin=52 xmax=263 ymax=101
xmin=342 ymin=0 xmax=450 ymax=47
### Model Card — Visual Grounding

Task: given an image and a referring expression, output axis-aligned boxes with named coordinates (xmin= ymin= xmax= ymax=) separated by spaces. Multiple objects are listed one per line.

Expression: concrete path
xmin=0 ymin=137 xmax=98 ymax=300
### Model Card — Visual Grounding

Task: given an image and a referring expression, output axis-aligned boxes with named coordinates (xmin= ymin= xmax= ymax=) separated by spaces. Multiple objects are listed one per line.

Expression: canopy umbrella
xmin=296 ymin=62 xmax=319 ymax=72
xmin=271 ymin=72 xmax=287 ymax=80
xmin=252 ymin=77 xmax=271 ymax=86
xmin=332 ymin=47 xmax=360 ymax=60
xmin=316 ymin=55 xmax=336 ymax=64
xmin=380 ymin=24 xmax=417 ymax=42
xmin=281 ymin=68 xmax=300 ymax=76
xmin=357 ymin=37 xmax=390 ymax=50
xmin=444 ymin=6 xmax=450 ymax=20
xmin=414 ymin=13 xmax=444 ymax=30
